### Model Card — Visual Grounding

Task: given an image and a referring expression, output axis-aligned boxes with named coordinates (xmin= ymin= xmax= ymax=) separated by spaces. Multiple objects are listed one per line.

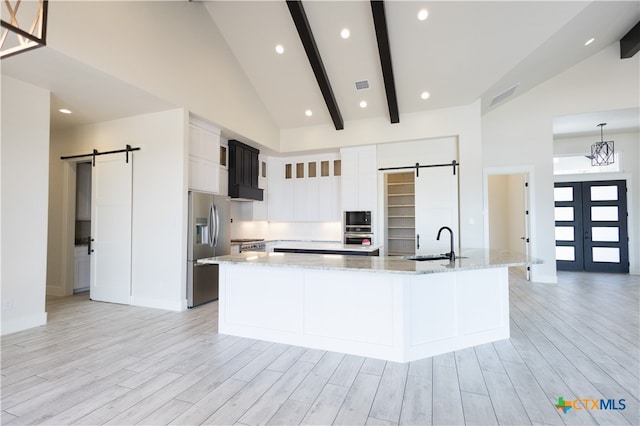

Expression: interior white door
xmin=90 ymin=155 xmax=132 ymax=304
xmin=415 ymin=166 xmax=460 ymax=256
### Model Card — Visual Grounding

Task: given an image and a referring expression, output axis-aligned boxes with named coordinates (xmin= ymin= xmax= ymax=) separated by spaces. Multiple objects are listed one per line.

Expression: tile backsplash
xmin=231 ymin=220 xmax=341 ymax=242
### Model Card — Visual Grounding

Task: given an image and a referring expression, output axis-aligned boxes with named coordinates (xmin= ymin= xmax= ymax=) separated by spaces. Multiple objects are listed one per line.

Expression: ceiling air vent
xmin=355 ymin=80 xmax=370 ymax=90
xmin=490 ymin=83 xmax=520 ymax=107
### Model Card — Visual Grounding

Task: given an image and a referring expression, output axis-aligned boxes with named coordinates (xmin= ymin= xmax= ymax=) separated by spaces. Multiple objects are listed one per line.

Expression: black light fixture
xmin=1 ymin=0 xmax=48 ymax=59
xmin=590 ymin=123 xmax=614 ymax=166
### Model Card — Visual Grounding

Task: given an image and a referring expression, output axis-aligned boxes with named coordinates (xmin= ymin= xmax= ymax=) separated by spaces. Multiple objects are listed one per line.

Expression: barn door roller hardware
xmin=378 ymin=160 xmax=459 ymax=177
xmin=60 ymin=145 xmax=140 ymax=167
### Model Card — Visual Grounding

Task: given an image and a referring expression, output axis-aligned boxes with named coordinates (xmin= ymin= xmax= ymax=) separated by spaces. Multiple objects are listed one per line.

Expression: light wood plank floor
xmin=2 ymin=270 xmax=638 ymax=425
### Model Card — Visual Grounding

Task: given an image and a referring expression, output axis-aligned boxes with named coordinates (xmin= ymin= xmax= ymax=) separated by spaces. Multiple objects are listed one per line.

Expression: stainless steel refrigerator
xmin=187 ymin=191 xmax=231 ymax=308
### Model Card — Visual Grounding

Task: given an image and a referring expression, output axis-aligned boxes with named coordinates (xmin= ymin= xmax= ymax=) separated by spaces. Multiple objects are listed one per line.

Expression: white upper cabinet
xmin=267 ymin=153 xmax=340 ymax=222
xmin=340 ymin=145 xmax=377 ymax=213
xmin=188 ymin=120 xmax=221 ymax=194
xmin=267 ymin=157 xmax=293 ymax=221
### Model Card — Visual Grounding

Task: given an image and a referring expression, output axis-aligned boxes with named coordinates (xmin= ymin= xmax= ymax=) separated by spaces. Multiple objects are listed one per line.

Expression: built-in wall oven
xmin=344 ymin=211 xmax=373 ymax=245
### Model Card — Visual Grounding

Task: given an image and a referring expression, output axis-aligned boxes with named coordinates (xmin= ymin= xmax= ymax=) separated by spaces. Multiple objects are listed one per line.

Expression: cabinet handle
xmin=416 ymin=234 xmax=420 ymax=250
xmin=88 ymin=238 xmax=95 ymax=255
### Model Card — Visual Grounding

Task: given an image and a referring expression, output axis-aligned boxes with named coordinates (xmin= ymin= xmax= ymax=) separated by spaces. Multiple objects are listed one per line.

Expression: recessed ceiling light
xmin=59 ymin=108 xmax=72 ymax=114
xmin=359 ymin=100 xmax=367 ymax=108
xmin=584 ymin=38 xmax=595 ymax=46
xmin=275 ymin=44 xmax=284 ymax=54
xmin=341 ymin=28 xmax=350 ymax=39
xmin=418 ymin=9 xmax=429 ymax=21
xmin=305 ymin=109 xmax=313 ymax=117
xmin=420 ymin=91 xmax=430 ymax=100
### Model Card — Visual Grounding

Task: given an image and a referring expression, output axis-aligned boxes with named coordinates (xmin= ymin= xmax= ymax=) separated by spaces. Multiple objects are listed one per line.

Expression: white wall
xmin=1 ymin=76 xmax=50 ymax=334
xmin=281 ymin=101 xmax=484 ymax=250
xmin=554 ymin=130 xmax=640 ymax=274
xmin=48 ymin=109 xmax=189 ymax=310
xmin=47 ymin=1 xmax=280 ymax=151
xmin=482 ymin=43 xmax=639 ymax=283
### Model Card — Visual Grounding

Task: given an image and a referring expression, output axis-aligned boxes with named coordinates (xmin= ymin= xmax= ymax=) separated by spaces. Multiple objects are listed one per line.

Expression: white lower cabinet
xmin=74 ymin=246 xmax=90 ymax=292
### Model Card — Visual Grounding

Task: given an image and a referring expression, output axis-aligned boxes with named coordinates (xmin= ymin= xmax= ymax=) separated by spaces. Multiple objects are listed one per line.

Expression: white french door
xmin=90 ymin=155 xmax=132 ymax=304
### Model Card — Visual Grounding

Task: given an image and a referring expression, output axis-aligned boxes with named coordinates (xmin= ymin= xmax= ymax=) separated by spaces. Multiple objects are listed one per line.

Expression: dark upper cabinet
xmin=228 ymin=139 xmax=264 ymax=201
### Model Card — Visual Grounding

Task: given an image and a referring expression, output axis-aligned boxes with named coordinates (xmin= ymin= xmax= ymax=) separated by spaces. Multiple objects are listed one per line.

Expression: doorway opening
xmin=554 ymin=180 xmax=629 ymax=273
xmin=73 ymin=161 xmax=92 ymax=293
xmin=486 ymin=172 xmax=531 ymax=280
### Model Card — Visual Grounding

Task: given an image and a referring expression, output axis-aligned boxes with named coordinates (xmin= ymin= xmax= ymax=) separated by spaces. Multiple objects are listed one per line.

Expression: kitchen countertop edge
xmin=199 ymin=249 xmax=541 ymax=275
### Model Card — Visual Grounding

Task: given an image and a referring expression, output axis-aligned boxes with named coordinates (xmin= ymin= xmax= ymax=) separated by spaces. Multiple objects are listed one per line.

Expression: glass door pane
xmin=590 ymin=185 xmax=618 ymax=201
xmin=592 ymin=247 xmax=620 ymax=263
xmin=554 ymin=187 xmax=573 ymax=202
xmin=591 ymin=227 xmax=619 ymax=242
xmin=555 ymin=226 xmax=574 ymax=241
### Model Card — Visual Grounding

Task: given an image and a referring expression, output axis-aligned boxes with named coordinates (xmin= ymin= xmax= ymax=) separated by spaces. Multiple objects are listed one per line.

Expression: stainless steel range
xmin=239 ymin=240 xmax=266 ymax=252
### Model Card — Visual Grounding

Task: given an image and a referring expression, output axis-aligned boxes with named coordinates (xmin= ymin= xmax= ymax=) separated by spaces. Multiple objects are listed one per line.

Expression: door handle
xmin=213 ymin=204 xmax=219 ymax=248
xmin=208 ymin=203 xmax=215 ymax=248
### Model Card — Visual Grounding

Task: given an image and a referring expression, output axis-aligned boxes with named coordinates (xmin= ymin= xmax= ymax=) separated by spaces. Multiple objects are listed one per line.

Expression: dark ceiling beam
xmin=286 ymin=1 xmax=344 ymax=131
xmin=370 ymin=0 xmax=399 ymax=124
xmin=620 ymin=20 xmax=640 ymax=59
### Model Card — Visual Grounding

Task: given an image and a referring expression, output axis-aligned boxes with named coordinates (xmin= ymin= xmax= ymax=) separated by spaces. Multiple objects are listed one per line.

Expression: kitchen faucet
xmin=436 ymin=226 xmax=455 ymax=261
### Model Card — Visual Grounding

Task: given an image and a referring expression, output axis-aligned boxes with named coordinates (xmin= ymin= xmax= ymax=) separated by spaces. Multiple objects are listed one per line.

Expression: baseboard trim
xmin=130 ymin=296 xmax=184 ymax=312
xmin=1 ymin=312 xmax=48 ymax=335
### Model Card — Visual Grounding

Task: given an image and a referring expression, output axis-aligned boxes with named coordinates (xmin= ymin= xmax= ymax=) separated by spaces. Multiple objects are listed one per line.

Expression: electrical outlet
xmin=2 ymin=298 xmax=14 ymax=310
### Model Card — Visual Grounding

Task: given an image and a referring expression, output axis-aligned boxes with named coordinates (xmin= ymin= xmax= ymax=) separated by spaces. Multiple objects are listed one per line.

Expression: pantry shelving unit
xmin=385 ymin=171 xmax=416 ymax=256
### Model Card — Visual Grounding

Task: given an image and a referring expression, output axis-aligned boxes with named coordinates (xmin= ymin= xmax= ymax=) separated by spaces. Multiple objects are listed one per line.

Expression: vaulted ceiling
xmin=2 ymin=1 xmax=639 ymax=136
xmin=205 ymin=1 xmax=640 ymax=131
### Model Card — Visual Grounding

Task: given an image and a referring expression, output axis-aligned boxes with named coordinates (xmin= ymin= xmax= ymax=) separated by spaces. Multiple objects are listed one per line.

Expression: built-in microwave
xmin=344 ymin=211 xmax=372 ymax=233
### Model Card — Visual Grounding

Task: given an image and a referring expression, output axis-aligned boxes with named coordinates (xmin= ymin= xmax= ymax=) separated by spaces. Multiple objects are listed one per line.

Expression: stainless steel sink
xmin=403 ymin=254 xmax=450 ymax=261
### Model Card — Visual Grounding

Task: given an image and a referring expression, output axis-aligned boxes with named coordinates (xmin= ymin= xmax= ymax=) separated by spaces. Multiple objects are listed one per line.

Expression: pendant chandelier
xmin=591 ymin=123 xmax=614 ymax=166
xmin=1 ymin=0 xmax=48 ymax=59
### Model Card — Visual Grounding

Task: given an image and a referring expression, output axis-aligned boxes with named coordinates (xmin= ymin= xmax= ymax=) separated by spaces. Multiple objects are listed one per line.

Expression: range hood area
xmin=228 ymin=139 xmax=264 ymax=201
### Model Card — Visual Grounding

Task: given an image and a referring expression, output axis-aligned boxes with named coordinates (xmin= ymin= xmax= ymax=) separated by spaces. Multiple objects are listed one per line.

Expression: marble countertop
xmin=199 ymin=249 xmax=541 ymax=275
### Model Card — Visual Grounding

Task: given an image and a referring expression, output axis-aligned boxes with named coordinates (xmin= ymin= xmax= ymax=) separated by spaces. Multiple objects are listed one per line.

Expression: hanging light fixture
xmin=1 ymin=0 xmax=48 ymax=59
xmin=590 ymin=123 xmax=614 ymax=166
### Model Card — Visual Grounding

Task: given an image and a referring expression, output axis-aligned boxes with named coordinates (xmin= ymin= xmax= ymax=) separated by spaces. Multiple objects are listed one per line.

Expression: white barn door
xmin=90 ymin=155 xmax=132 ymax=304
xmin=415 ymin=166 xmax=460 ymax=256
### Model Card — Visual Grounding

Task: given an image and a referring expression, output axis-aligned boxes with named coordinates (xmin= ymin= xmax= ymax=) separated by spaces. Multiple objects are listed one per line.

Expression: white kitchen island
xmin=200 ymin=250 xmax=540 ymax=362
